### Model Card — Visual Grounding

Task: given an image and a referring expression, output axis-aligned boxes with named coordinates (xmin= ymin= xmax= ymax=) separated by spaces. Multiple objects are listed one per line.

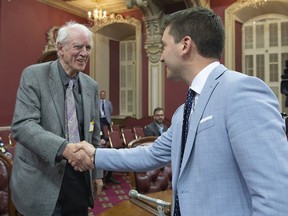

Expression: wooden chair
xmin=108 ymin=130 xmax=124 ymax=149
xmin=0 ymin=130 xmax=16 ymax=159
xmin=133 ymin=126 xmax=145 ymax=139
xmin=128 ymin=136 xmax=157 ymax=148
xmin=128 ymin=137 xmax=172 ymax=194
xmin=121 ymin=128 xmax=136 ymax=147
xmin=0 ymin=127 xmax=15 ymax=146
xmin=0 ymin=154 xmax=17 ymax=216
xmin=111 ymin=123 xmax=121 ymax=132
xmin=102 ymin=125 xmax=110 ymax=139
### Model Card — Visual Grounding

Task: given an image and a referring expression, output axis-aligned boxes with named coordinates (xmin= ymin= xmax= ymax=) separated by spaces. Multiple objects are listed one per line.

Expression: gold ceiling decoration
xmin=237 ymin=0 xmax=268 ymax=8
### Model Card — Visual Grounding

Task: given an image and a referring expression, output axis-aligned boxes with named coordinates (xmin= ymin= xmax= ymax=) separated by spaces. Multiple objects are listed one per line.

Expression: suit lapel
xmin=79 ymin=74 xmax=92 ymax=141
xmin=152 ymin=122 xmax=160 ymax=136
xmin=179 ymin=65 xmax=228 ymax=176
xmin=48 ymin=61 xmax=66 ymax=135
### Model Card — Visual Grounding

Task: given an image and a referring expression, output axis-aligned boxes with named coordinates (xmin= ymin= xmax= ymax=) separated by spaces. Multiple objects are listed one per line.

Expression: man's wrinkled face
xmin=58 ymin=30 xmax=92 ymax=76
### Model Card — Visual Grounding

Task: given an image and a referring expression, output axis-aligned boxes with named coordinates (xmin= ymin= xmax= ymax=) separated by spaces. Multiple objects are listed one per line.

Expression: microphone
xmin=129 ymin=189 xmax=171 ymax=207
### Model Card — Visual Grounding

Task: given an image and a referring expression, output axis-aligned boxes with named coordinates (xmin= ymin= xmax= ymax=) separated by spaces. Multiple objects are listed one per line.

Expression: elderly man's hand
xmin=63 ymin=141 xmax=95 ymax=172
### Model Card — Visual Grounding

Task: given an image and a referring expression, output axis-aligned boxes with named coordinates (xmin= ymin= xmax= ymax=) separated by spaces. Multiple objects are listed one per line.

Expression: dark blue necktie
xmin=102 ymin=100 xmax=105 ymax=115
xmin=174 ymin=88 xmax=195 ymax=216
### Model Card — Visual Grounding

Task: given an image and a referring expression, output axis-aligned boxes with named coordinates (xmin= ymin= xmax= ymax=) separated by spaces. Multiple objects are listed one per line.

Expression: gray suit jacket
xmin=100 ymin=99 xmax=113 ymax=124
xmin=144 ymin=121 xmax=168 ymax=136
xmin=95 ymin=65 xmax=288 ymax=215
xmin=11 ymin=60 xmax=101 ymax=216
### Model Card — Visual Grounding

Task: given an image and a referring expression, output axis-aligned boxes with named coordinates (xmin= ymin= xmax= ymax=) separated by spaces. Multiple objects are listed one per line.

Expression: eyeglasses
xmin=155 ymin=114 xmax=164 ymax=117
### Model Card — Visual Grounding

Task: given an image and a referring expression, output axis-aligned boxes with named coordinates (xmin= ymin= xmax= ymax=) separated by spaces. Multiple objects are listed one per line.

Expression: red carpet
xmin=89 ymin=173 xmax=131 ymax=216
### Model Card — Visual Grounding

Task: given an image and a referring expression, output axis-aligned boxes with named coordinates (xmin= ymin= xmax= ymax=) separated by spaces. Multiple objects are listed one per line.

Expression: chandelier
xmin=87 ymin=1 xmax=107 ymax=26
xmin=237 ymin=0 xmax=268 ymax=8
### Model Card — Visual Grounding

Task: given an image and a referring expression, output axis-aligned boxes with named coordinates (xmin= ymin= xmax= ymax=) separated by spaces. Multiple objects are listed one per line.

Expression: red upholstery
xmin=128 ymin=137 xmax=172 ymax=194
xmin=133 ymin=126 xmax=145 ymax=139
xmin=111 ymin=123 xmax=121 ymax=132
xmin=124 ymin=116 xmax=171 ymax=129
xmin=0 ymin=154 xmax=17 ymax=216
xmin=133 ymin=165 xmax=172 ymax=194
xmin=121 ymin=128 xmax=136 ymax=147
xmin=108 ymin=130 xmax=124 ymax=149
xmin=102 ymin=125 xmax=110 ymax=139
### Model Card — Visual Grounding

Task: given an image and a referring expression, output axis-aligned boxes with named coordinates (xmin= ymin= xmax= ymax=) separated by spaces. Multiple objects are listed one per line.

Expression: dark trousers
xmin=100 ymin=117 xmax=110 ymax=139
xmin=105 ymin=170 xmax=113 ymax=181
xmin=52 ymin=164 xmax=90 ymax=216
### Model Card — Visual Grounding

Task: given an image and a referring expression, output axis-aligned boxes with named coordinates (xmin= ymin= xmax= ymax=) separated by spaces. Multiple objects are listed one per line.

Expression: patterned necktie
xmin=65 ymin=80 xmax=80 ymax=143
xmin=174 ymin=88 xmax=195 ymax=216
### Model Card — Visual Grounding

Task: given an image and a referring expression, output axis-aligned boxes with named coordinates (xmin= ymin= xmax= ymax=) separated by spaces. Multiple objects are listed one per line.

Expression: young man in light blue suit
xmin=75 ymin=7 xmax=288 ymax=216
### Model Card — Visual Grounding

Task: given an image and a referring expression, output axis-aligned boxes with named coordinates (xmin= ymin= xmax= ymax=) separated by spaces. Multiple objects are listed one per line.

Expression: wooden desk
xmin=97 ymin=190 xmax=172 ymax=216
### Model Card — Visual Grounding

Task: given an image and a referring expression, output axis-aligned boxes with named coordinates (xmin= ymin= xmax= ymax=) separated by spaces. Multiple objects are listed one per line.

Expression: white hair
xmin=56 ymin=21 xmax=94 ymax=46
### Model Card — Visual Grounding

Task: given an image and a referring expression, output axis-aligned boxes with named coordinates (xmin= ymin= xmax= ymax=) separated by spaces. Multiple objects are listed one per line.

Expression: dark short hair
xmin=164 ymin=7 xmax=225 ymax=59
xmin=154 ymin=107 xmax=164 ymax=115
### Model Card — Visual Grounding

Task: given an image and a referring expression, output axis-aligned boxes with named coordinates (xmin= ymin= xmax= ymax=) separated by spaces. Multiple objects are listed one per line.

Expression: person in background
xmin=10 ymin=21 xmax=103 ymax=216
xmin=75 ymin=7 xmax=288 ymax=216
xmin=99 ymin=90 xmax=113 ymax=132
xmin=99 ymin=90 xmax=120 ymax=185
xmin=144 ymin=107 xmax=168 ymax=136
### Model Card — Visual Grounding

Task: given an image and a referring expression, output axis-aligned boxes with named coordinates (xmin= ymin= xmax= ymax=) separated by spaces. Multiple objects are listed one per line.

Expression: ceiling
xmin=38 ymin=0 xmax=185 ymax=18
xmin=38 ymin=0 xmax=134 ymax=18
xmin=38 ymin=0 xmax=187 ymax=41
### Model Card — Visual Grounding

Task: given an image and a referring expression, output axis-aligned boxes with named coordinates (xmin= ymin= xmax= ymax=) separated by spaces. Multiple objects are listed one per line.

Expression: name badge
xmin=89 ymin=121 xmax=94 ymax=132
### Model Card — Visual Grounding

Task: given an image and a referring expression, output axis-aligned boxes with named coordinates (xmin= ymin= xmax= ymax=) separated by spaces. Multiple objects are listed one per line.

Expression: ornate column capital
xmin=143 ymin=11 xmax=164 ymax=63
xmin=127 ymin=0 xmax=164 ymax=63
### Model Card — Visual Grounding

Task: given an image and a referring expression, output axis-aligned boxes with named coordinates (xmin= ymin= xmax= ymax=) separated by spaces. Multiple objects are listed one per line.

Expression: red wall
xmin=109 ymin=40 xmax=120 ymax=115
xmin=235 ymin=20 xmax=243 ymax=72
xmin=0 ymin=0 xmax=87 ymax=126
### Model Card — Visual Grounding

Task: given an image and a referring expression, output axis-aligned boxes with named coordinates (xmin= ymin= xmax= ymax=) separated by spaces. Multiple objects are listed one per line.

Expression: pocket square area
xmin=200 ymin=115 xmax=213 ymax=123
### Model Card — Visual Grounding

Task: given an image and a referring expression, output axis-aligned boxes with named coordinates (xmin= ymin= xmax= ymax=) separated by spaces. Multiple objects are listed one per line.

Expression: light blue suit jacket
xmin=96 ymin=64 xmax=288 ymax=215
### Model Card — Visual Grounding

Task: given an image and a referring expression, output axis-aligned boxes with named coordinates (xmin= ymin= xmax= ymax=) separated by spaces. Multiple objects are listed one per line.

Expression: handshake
xmin=62 ymin=141 xmax=96 ymax=172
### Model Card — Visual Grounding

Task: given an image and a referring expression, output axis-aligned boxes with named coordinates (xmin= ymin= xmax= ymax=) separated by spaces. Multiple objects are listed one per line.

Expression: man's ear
xmin=181 ymin=36 xmax=192 ymax=54
xmin=57 ymin=42 xmax=64 ymax=55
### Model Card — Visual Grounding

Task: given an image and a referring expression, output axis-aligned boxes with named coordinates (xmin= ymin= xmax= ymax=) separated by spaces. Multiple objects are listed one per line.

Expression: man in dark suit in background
xmin=144 ymin=107 xmax=168 ymax=136
xmin=11 ymin=21 xmax=103 ymax=216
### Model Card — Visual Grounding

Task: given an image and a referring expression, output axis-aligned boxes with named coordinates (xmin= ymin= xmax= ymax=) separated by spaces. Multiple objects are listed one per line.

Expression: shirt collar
xmin=58 ymin=61 xmax=79 ymax=87
xmin=190 ymin=61 xmax=220 ymax=94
